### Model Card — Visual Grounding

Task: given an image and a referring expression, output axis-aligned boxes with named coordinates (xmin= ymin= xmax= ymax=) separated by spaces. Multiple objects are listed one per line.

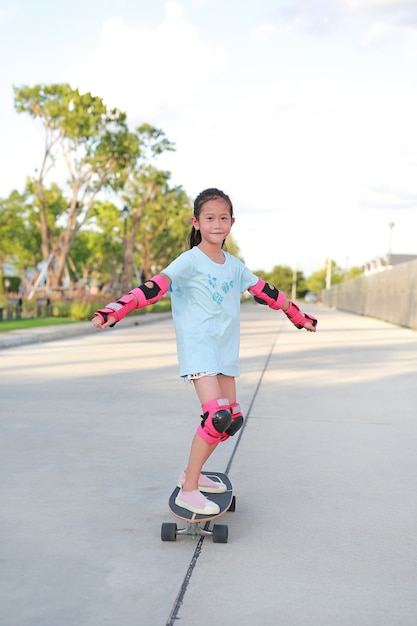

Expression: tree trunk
xmin=122 ymin=236 xmax=135 ymax=294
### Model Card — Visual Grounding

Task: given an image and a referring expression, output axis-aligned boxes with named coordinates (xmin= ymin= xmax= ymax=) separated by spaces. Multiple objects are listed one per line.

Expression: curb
xmin=0 ymin=312 xmax=172 ymax=350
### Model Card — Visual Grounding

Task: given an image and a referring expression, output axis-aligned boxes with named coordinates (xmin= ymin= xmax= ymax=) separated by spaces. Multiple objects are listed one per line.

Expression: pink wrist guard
xmin=94 ymin=274 xmax=169 ymax=326
xmin=248 ymin=278 xmax=286 ymax=310
xmin=94 ymin=293 xmax=138 ymax=326
xmin=284 ymin=301 xmax=317 ymax=329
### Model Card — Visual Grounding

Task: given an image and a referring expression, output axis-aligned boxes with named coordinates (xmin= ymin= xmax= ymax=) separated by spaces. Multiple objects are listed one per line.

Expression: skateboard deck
xmin=161 ymin=471 xmax=235 ymax=543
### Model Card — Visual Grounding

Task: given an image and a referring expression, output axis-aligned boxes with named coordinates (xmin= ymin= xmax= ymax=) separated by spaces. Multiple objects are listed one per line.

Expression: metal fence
xmin=321 ymin=258 xmax=417 ymax=330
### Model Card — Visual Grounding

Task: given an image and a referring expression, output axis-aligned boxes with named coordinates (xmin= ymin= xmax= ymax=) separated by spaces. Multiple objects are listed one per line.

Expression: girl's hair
xmin=188 ymin=187 xmax=234 ymax=249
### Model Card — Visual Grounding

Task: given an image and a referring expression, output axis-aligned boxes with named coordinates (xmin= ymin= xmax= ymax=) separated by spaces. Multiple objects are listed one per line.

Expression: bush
xmin=34 ymin=294 xmax=173 ymax=322
xmin=52 ymin=302 xmax=71 ymax=318
xmin=69 ymin=300 xmax=93 ymax=321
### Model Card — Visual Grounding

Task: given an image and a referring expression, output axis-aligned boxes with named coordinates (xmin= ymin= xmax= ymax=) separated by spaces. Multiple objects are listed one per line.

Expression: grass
xmin=0 ymin=317 xmax=78 ymax=332
xmin=0 ymin=298 xmax=172 ymax=332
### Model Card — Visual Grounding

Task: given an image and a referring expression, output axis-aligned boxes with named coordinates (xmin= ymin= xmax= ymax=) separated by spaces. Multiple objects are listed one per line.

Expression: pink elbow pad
xmin=130 ymin=275 xmax=170 ymax=307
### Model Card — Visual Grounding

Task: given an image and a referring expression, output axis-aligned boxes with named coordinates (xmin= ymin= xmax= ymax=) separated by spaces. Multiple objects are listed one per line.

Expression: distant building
xmin=363 ymin=254 xmax=417 ymax=275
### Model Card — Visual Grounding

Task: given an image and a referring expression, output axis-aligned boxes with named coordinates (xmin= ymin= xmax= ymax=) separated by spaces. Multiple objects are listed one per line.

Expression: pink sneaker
xmin=177 ymin=471 xmax=227 ymax=493
xmin=175 ymin=489 xmax=220 ymax=515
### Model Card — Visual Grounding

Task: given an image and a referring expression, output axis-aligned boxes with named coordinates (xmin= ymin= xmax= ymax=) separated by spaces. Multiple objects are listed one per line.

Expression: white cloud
xmin=69 ymin=2 xmax=226 ymax=120
xmin=363 ymin=19 xmax=417 ymax=56
xmin=363 ymin=21 xmax=389 ymax=43
xmin=65 ymin=1 xmax=417 ymax=274
xmin=345 ymin=0 xmax=416 ymax=12
xmin=340 ymin=0 xmax=417 ymax=55
xmin=190 ymin=0 xmax=215 ymax=8
xmin=250 ymin=24 xmax=276 ymax=40
xmin=364 ymin=186 xmax=417 ymax=210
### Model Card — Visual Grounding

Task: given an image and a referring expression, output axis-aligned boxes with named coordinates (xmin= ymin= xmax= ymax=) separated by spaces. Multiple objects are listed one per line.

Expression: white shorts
xmin=182 ymin=372 xmax=224 ymax=383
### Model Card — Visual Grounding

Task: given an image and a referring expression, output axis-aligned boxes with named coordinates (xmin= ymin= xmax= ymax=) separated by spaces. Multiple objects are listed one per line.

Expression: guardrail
xmin=0 ymin=296 xmax=53 ymax=322
xmin=6 ymin=296 xmax=23 ymax=320
xmin=322 ymin=258 xmax=417 ymax=330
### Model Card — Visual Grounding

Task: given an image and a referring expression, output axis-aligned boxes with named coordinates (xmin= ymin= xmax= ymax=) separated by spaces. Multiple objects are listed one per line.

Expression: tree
xmin=307 ymin=259 xmax=346 ymax=293
xmin=346 ymin=266 xmax=363 ymax=280
xmin=0 ymin=192 xmax=32 ymax=267
xmin=120 ymin=124 xmax=190 ymax=292
xmin=0 ymin=190 xmax=44 ymax=293
xmin=13 ymin=83 xmax=139 ymax=297
xmin=72 ymin=200 xmax=128 ymax=292
xmin=224 ymin=236 xmax=243 ymax=260
xmin=253 ymin=265 xmax=307 ymax=297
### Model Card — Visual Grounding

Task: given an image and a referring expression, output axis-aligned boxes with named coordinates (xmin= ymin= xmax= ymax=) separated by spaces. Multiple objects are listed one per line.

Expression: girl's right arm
xmin=92 ymin=273 xmax=171 ymax=329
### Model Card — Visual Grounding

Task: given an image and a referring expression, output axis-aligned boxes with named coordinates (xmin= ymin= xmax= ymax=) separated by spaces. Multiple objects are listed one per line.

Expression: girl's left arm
xmin=248 ymin=277 xmax=317 ymax=332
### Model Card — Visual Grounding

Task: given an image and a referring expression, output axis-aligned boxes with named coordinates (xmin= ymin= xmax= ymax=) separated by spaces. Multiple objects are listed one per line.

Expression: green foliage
xmin=306 ymin=268 xmax=327 ymax=294
xmin=346 ymin=266 xmax=363 ymax=280
xmin=119 ymin=125 xmax=190 ymax=291
xmin=7 ymin=81 xmax=362 ymax=301
xmin=57 ymin=294 xmax=172 ymax=321
xmin=9 ymin=85 xmax=193 ymax=295
xmin=69 ymin=300 xmax=92 ymax=321
xmin=52 ymin=302 xmax=71 ymax=318
xmin=70 ymin=200 xmax=124 ymax=286
xmin=2 ymin=276 xmax=21 ymax=292
xmin=131 ymin=179 xmax=192 ymax=274
xmin=306 ymin=260 xmax=363 ymax=293
xmin=0 ymin=191 xmax=35 ymax=271
xmin=136 ymin=123 xmax=176 ymax=158
xmin=13 ymin=85 xmax=136 ymax=179
xmin=12 ymin=83 xmax=140 ymax=289
xmin=148 ymin=298 xmax=171 ymax=313
xmin=224 ymin=235 xmax=243 ymax=260
xmin=253 ymin=265 xmax=307 ymax=297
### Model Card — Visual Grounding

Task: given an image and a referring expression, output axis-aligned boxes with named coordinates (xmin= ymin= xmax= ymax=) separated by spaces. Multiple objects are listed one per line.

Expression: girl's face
xmin=192 ymin=198 xmax=235 ymax=245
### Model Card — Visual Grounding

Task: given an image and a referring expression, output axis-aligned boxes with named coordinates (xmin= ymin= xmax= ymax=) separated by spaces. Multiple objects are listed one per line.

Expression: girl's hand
xmin=304 ymin=320 xmax=317 ymax=332
xmin=91 ymin=315 xmax=116 ymax=329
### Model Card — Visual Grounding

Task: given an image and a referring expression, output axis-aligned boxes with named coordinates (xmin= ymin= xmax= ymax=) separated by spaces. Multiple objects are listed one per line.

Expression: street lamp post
xmin=325 ymin=257 xmax=332 ymax=290
xmin=388 ymin=222 xmax=395 ymax=266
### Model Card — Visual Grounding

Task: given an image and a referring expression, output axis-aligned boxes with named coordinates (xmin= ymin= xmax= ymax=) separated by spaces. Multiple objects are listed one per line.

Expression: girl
xmin=92 ymin=188 xmax=317 ymax=515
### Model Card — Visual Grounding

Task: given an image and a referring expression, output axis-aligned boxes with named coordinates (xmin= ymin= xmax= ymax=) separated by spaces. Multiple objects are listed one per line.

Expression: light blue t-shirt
xmin=163 ymin=247 xmax=258 ymax=377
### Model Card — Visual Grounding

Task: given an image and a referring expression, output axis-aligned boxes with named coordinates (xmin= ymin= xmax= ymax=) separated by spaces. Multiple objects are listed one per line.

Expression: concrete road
xmin=1 ymin=304 xmax=417 ymax=625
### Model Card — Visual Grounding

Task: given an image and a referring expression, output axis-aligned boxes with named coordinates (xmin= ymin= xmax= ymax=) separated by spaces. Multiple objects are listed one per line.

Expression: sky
xmin=1 ymin=0 xmax=417 ymax=276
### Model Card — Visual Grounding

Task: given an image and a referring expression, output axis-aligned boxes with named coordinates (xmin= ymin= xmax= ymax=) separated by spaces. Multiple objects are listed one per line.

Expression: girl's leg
xmin=181 ymin=433 xmax=217 ymax=492
xmin=182 ymin=376 xmax=236 ymax=492
xmin=193 ymin=375 xmax=236 ymax=406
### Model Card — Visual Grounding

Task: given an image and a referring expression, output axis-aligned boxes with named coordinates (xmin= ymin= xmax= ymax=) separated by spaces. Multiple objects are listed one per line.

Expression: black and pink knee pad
xmin=227 ymin=402 xmax=244 ymax=436
xmin=197 ymin=398 xmax=232 ymax=445
xmin=220 ymin=402 xmax=244 ymax=441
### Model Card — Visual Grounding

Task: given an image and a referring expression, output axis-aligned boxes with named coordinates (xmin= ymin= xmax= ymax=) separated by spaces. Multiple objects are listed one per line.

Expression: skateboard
xmin=161 ymin=471 xmax=235 ymax=543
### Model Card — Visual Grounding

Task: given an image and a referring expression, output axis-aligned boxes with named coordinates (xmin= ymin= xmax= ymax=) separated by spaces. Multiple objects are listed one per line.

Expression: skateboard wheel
xmin=161 ymin=522 xmax=177 ymax=542
xmin=228 ymin=496 xmax=236 ymax=512
xmin=212 ymin=524 xmax=228 ymax=543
